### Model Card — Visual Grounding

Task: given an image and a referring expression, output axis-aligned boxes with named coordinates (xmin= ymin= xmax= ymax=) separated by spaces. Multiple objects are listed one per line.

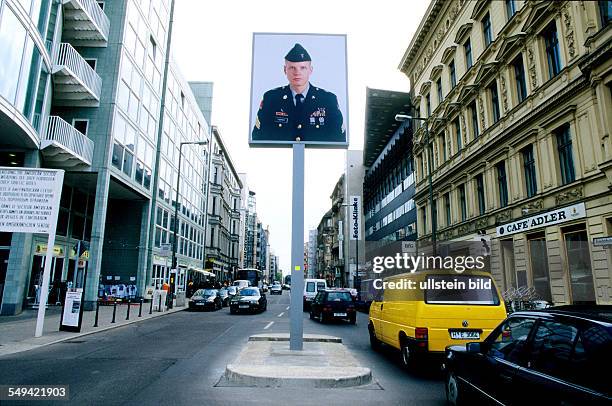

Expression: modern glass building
xmin=363 ymin=88 xmax=416 ymax=246
xmin=0 ymin=0 xmax=213 ymax=314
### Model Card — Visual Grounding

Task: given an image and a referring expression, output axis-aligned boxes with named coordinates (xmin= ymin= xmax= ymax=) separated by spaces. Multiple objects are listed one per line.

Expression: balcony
xmin=53 ymin=43 xmax=102 ymax=107
xmin=61 ymin=0 xmax=110 ymax=47
xmin=40 ymin=116 xmax=94 ymax=168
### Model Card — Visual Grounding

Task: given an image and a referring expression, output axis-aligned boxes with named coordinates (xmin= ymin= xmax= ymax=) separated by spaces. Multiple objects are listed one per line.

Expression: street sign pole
xmin=290 ymin=143 xmax=305 ymax=351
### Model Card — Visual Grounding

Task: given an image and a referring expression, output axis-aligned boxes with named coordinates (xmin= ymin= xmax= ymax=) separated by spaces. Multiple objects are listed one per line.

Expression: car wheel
xmin=230 ymin=308 xmax=236 ymax=315
xmin=309 ymin=311 xmax=314 ymax=320
xmin=319 ymin=312 xmax=326 ymax=324
xmin=369 ymin=324 xmax=381 ymax=351
xmin=446 ymin=372 xmax=464 ymax=406
xmin=349 ymin=315 xmax=356 ymax=325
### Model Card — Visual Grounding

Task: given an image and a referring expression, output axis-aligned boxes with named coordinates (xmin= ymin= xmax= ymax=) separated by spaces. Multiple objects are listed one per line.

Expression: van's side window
xmin=306 ymin=282 xmax=315 ymax=293
xmin=487 ymin=317 xmax=535 ymax=363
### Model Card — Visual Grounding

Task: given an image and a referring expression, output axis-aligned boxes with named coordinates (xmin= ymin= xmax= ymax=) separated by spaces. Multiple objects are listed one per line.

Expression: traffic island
xmin=224 ymin=334 xmax=372 ymax=388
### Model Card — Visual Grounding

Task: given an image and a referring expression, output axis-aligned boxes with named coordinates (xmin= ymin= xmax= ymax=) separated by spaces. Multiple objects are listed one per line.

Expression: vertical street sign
xmin=350 ymin=196 xmax=361 ymax=240
xmin=0 ymin=167 xmax=64 ymax=337
xmin=249 ymin=33 xmax=349 ymax=351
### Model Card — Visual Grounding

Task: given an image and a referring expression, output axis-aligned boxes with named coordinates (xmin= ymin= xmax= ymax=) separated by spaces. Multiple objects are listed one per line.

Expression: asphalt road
xmin=0 ymin=291 xmax=446 ymax=406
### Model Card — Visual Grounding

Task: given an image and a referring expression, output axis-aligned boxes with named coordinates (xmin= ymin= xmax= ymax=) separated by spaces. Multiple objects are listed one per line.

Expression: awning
xmin=190 ymin=267 xmax=215 ymax=277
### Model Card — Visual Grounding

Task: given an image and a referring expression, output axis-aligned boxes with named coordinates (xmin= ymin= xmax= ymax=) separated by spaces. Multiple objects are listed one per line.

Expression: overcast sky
xmin=172 ymin=0 xmax=430 ymax=276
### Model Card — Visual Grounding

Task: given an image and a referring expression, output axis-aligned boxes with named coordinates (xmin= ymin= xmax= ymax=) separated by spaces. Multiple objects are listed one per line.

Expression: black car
xmin=188 ymin=289 xmax=222 ymax=311
xmin=218 ymin=288 xmax=230 ymax=307
xmin=443 ymin=306 xmax=612 ymax=405
xmin=309 ymin=290 xmax=356 ymax=324
xmin=230 ymin=287 xmax=267 ymax=314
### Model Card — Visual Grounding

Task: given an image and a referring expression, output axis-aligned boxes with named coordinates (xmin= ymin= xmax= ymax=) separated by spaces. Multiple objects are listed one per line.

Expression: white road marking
xmin=286 ymin=306 xmax=290 ymax=310
xmin=277 ymin=312 xmax=284 ymax=317
xmin=264 ymin=321 xmax=274 ymax=330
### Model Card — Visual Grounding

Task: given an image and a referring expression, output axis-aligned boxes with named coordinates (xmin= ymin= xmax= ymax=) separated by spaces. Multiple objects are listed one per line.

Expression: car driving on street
xmin=270 ymin=283 xmax=282 ymax=295
xmin=230 ymin=287 xmax=267 ymax=314
xmin=309 ymin=290 xmax=356 ymax=324
xmin=188 ymin=289 xmax=223 ymax=311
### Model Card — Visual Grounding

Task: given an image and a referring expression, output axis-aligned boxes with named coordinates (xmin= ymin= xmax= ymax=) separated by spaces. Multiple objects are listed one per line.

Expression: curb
xmin=224 ymin=364 xmax=372 ymax=388
xmin=248 ymin=334 xmax=342 ymax=343
xmin=0 ymin=307 xmax=187 ymax=357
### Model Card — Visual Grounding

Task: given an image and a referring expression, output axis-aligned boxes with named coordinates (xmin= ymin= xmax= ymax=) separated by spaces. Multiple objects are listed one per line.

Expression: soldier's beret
xmin=285 ymin=43 xmax=311 ymax=62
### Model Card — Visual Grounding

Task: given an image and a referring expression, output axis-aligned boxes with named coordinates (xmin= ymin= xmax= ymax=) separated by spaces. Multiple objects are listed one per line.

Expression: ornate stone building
xmin=400 ymin=0 xmax=612 ymax=305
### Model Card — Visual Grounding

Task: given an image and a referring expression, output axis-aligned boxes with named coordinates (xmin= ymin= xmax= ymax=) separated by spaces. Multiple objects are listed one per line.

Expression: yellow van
xmin=368 ymin=269 xmax=506 ymax=367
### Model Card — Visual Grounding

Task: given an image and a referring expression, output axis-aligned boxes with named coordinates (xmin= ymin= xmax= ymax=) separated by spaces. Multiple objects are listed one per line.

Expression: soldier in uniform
xmin=252 ymin=43 xmax=346 ymax=143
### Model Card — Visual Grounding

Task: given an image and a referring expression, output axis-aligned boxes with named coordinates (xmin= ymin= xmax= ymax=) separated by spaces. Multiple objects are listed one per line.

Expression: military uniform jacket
xmin=252 ymin=84 xmax=345 ymax=142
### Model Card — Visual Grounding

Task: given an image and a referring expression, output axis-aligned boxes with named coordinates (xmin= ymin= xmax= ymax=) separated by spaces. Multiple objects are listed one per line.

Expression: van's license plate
xmin=450 ymin=331 xmax=480 ymax=339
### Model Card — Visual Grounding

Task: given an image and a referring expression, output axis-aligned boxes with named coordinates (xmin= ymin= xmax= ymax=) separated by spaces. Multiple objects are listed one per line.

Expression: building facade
xmin=344 ymin=149 xmax=366 ymax=288
xmin=204 ymin=126 xmax=242 ymax=282
xmin=307 ymin=229 xmax=318 ymax=279
xmin=401 ymin=0 xmax=612 ymax=304
xmin=0 ymin=0 xmax=214 ymax=314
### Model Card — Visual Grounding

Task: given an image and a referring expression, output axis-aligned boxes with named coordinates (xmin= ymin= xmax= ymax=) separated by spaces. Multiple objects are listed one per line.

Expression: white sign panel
xmin=496 ymin=202 xmax=586 ymax=237
xmin=0 ymin=167 xmax=64 ymax=234
xmin=160 ymin=243 xmax=172 ymax=257
xmin=350 ymin=195 xmax=361 ymax=240
xmin=62 ymin=290 xmax=82 ymax=328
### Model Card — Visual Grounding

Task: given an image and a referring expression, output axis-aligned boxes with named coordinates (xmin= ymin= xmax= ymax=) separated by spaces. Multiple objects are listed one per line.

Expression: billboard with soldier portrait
xmin=249 ymin=33 xmax=349 ymax=148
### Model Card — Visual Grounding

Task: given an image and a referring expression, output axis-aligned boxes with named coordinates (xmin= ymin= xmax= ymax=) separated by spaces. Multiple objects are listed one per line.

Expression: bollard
xmin=139 ymin=298 xmax=143 ymax=317
xmin=149 ymin=295 xmax=153 ymax=314
xmin=158 ymin=293 xmax=162 ymax=313
xmin=126 ymin=299 xmax=131 ymax=320
xmin=93 ymin=300 xmax=100 ymax=327
xmin=111 ymin=299 xmax=117 ymax=323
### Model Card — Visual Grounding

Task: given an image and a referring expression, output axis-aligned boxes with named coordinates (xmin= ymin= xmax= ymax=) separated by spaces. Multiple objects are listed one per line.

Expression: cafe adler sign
xmin=496 ymin=202 xmax=586 ymax=237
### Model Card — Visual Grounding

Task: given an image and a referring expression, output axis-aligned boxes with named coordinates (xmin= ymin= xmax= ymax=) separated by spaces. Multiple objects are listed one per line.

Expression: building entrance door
xmin=29 ymin=256 xmax=64 ymax=306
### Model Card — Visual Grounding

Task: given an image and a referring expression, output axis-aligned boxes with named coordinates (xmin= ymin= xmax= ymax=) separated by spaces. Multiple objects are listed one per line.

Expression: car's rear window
xmin=424 ymin=275 xmax=500 ymax=305
xmin=306 ymin=282 xmax=315 ymax=292
xmin=327 ymin=292 xmax=351 ymax=302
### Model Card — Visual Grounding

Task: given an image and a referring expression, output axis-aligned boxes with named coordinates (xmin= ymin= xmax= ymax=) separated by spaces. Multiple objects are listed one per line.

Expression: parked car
xmin=443 ymin=306 xmax=612 ymax=406
xmin=310 ymin=290 xmax=356 ymax=324
xmin=188 ymin=289 xmax=222 ymax=311
xmin=262 ymin=283 xmax=268 ymax=293
xmin=334 ymin=288 xmax=357 ymax=301
xmin=230 ymin=287 xmax=267 ymax=314
xmin=282 ymin=284 xmax=291 ymax=290
xmin=303 ymin=279 xmax=327 ymax=310
xmin=270 ymin=283 xmax=282 ymax=295
xmin=369 ymin=270 xmax=507 ymax=368
xmin=218 ymin=288 xmax=230 ymax=307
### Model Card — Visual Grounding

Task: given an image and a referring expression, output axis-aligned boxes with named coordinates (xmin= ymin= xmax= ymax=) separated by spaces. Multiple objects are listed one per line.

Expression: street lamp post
xmin=395 ymin=115 xmax=436 ymax=255
xmin=171 ymin=140 xmax=208 ymax=308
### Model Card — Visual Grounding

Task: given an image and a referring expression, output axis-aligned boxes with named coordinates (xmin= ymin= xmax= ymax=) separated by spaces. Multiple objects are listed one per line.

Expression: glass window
xmin=600 ymin=1 xmax=611 ymax=27
xmin=449 ymin=60 xmax=456 ymax=88
xmin=489 ymin=80 xmax=500 ymax=123
xmin=464 ymin=39 xmax=472 ymax=70
xmin=564 ymin=229 xmax=596 ymax=304
xmin=476 ymin=174 xmax=485 ymax=215
xmin=470 ymin=101 xmax=479 ymax=139
xmin=437 ymin=78 xmax=443 ymax=104
xmin=444 ymin=193 xmax=451 ymax=225
xmin=571 ymin=325 xmax=612 ymax=394
xmin=459 ymin=184 xmax=467 ymax=221
xmin=497 ymin=161 xmax=508 ymax=207
xmin=487 ymin=317 xmax=536 ymax=363
xmin=426 ymin=93 xmax=431 ymax=117
xmin=506 ymin=0 xmax=516 ymax=20
xmin=482 ymin=13 xmax=493 ymax=47
xmin=0 ymin=6 xmax=27 ymax=103
xmin=513 ymin=55 xmax=527 ymax=103
xmin=528 ymin=235 xmax=552 ymax=302
xmin=556 ymin=125 xmax=575 ymax=185
xmin=543 ymin=21 xmax=562 ymax=78
xmin=523 ymin=145 xmax=537 ymax=197
xmin=454 ymin=118 xmax=462 ymax=152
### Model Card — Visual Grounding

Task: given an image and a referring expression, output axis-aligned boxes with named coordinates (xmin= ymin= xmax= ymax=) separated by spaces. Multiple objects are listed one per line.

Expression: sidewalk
xmin=0 ymin=300 xmax=187 ymax=357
